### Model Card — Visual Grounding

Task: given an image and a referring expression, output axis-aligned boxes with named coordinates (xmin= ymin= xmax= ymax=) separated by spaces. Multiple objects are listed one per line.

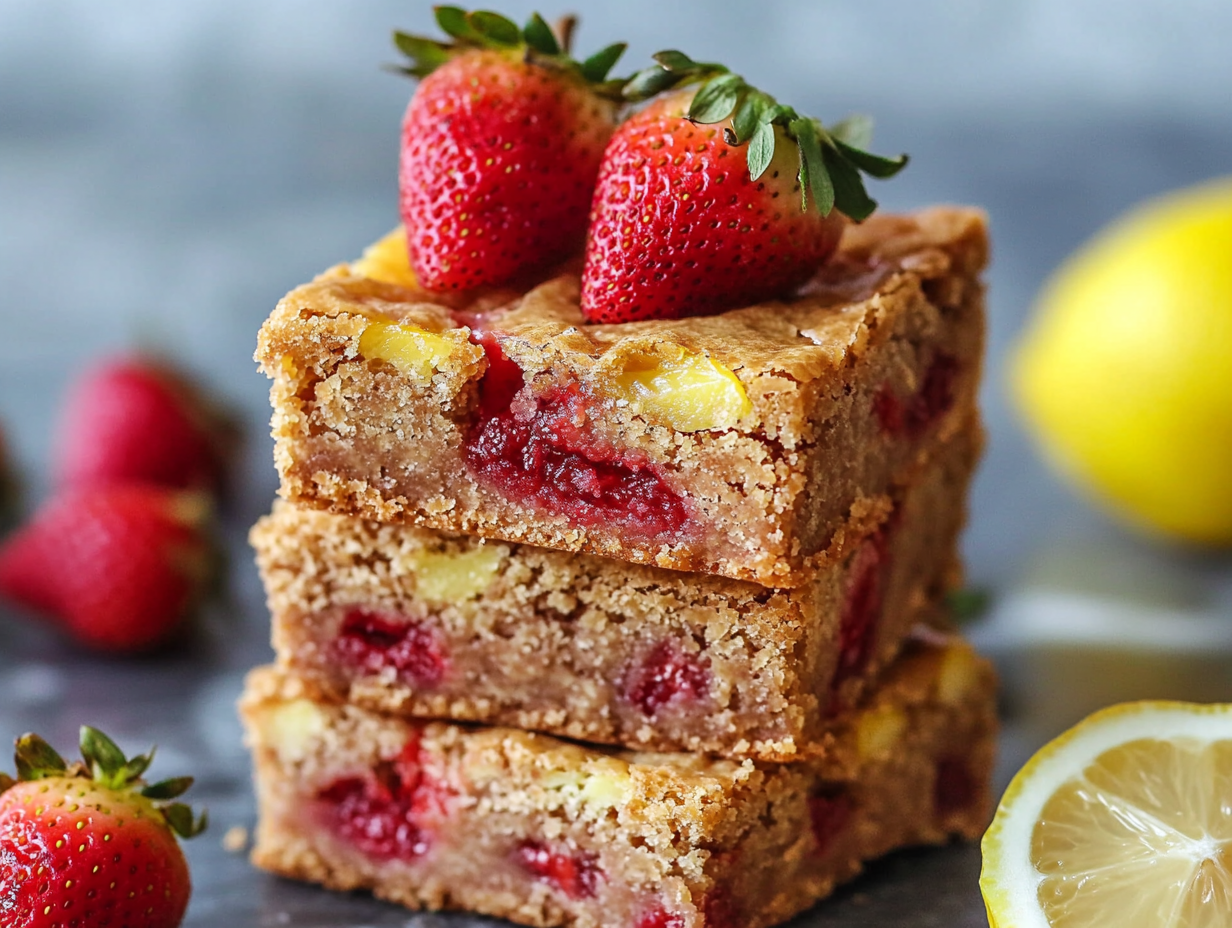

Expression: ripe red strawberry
xmin=56 ymin=356 xmax=231 ymax=493
xmin=0 ymin=484 xmax=210 ymax=653
xmin=0 ymin=726 xmax=205 ymax=928
xmin=394 ymin=8 xmax=628 ymax=290
xmin=581 ymin=52 xmax=909 ymax=323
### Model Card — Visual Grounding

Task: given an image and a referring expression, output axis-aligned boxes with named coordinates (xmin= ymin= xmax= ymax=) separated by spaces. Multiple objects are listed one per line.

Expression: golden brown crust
xmin=242 ymin=638 xmax=996 ymax=928
xmin=255 ymin=208 xmax=988 ymax=587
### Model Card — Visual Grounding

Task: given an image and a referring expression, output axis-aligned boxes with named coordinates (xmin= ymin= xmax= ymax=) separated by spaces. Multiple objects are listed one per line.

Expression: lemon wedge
xmin=981 ymin=701 xmax=1232 ymax=927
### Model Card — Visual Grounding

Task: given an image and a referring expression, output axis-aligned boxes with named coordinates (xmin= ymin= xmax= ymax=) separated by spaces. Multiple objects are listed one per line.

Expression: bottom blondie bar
xmin=242 ymin=636 xmax=995 ymax=928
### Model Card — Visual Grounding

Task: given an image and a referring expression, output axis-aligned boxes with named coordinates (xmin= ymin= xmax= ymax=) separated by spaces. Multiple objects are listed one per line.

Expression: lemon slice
xmin=981 ymin=701 xmax=1232 ymax=927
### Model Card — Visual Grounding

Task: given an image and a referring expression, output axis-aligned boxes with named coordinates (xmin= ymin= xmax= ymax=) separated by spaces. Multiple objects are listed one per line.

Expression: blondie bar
xmin=242 ymin=637 xmax=995 ymax=928
xmin=252 ymin=422 xmax=978 ymax=760
xmin=256 ymin=207 xmax=986 ymax=587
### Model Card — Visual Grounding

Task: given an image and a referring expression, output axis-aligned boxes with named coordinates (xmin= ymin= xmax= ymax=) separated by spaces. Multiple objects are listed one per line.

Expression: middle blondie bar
xmin=253 ymin=423 xmax=977 ymax=761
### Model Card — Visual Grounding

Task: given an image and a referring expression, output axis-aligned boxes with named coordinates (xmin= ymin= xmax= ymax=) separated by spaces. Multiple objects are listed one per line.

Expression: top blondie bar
xmin=257 ymin=207 xmax=985 ymax=587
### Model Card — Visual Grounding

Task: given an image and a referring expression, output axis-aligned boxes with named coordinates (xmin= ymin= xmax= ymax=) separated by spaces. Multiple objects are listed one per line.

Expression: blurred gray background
xmin=1 ymin=2 xmax=1230 ymax=925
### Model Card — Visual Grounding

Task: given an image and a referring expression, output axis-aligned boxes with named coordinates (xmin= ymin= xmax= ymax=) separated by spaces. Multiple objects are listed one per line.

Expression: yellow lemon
xmin=981 ymin=700 xmax=1232 ymax=928
xmin=1012 ymin=178 xmax=1232 ymax=545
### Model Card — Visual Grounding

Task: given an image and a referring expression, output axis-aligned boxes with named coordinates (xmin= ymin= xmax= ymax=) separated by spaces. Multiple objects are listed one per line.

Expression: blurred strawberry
xmin=0 ymin=484 xmax=211 ymax=653
xmin=57 ymin=357 xmax=232 ymax=492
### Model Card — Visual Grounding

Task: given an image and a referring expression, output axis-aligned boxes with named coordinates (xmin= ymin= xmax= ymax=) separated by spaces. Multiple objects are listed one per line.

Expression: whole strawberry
xmin=57 ymin=357 xmax=231 ymax=492
xmin=0 ymin=484 xmax=210 ymax=653
xmin=394 ymin=8 xmax=628 ymax=290
xmin=0 ymin=726 xmax=205 ymax=928
xmin=581 ymin=52 xmax=909 ymax=323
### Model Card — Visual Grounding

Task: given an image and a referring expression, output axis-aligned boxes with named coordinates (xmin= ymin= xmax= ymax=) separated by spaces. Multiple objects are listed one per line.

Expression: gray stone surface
xmin=2 ymin=1 xmax=1230 ymax=924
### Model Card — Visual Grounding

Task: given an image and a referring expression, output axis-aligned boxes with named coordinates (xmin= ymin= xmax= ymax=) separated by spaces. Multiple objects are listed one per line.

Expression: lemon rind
xmin=981 ymin=700 xmax=1232 ymax=928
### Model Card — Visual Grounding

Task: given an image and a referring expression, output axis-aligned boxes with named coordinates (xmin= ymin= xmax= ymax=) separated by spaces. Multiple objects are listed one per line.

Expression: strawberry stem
xmin=624 ymin=50 xmax=908 ymax=221
xmin=392 ymin=7 xmax=629 ymax=99
xmin=6 ymin=727 xmax=207 ymax=840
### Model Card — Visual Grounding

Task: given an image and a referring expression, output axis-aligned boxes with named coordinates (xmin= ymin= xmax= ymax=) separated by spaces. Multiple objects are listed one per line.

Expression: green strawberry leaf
xmin=467 ymin=11 xmax=520 ymax=47
xmin=792 ymin=118 xmax=833 ymax=215
xmin=164 ymin=802 xmax=209 ymax=839
xmin=80 ymin=726 xmax=128 ymax=785
xmin=623 ymin=64 xmax=680 ymax=100
xmin=581 ymin=42 xmax=627 ymax=82
xmin=688 ymin=73 xmax=744 ymax=124
xmin=0 ymin=773 xmax=15 ymax=795
xmin=730 ymin=91 xmax=767 ymax=145
xmin=123 ymin=748 xmax=155 ymax=782
xmin=14 ymin=733 xmax=67 ymax=781
xmin=652 ymin=49 xmax=698 ymax=72
xmin=434 ymin=6 xmax=476 ymax=41
xmin=392 ymin=32 xmax=452 ymax=78
xmin=832 ymin=137 xmax=909 ymax=179
xmin=823 ymin=140 xmax=877 ymax=221
xmin=143 ymin=776 xmax=195 ymax=800
xmin=747 ymin=121 xmax=776 ymax=180
xmin=829 ymin=114 xmax=874 ymax=150
xmin=521 ymin=12 xmax=559 ymax=55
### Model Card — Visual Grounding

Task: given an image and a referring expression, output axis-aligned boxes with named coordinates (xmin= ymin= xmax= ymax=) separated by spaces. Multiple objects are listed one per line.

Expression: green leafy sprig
xmin=2 ymin=726 xmax=207 ymax=839
xmin=624 ymin=50 xmax=908 ymax=220
xmin=393 ymin=6 xmax=629 ymax=99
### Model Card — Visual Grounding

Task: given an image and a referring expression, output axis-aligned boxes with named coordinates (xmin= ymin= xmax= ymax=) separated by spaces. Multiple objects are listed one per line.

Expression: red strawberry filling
xmin=807 ymin=790 xmax=854 ymax=858
xmin=832 ymin=534 xmax=889 ymax=695
xmin=333 ymin=608 xmax=448 ymax=688
xmin=933 ymin=756 xmax=979 ymax=818
xmin=701 ymin=888 xmax=740 ymax=928
xmin=514 ymin=839 xmax=603 ymax=899
xmin=635 ymin=909 xmax=686 ymax=928
xmin=874 ymin=352 xmax=959 ymax=437
xmin=623 ymin=641 xmax=710 ymax=716
xmin=317 ymin=739 xmax=444 ymax=861
xmin=465 ymin=359 xmax=690 ymax=540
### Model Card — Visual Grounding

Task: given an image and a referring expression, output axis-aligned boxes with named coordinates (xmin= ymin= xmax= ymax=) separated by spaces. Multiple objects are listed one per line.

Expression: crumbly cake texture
xmin=242 ymin=638 xmax=996 ymax=928
xmin=256 ymin=207 xmax=987 ymax=588
xmin=252 ymin=422 xmax=979 ymax=760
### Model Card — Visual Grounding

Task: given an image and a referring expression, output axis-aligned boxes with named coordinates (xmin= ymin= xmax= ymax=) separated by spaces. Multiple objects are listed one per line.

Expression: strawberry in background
xmin=0 ymin=354 xmax=229 ymax=653
xmin=56 ymin=356 xmax=232 ymax=492
xmin=0 ymin=484 xmax=212 ymax=653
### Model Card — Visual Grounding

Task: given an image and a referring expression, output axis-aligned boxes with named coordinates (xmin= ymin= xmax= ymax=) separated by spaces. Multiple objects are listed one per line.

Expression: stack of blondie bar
xmin=241 ymin=205 xmax=997 ymax=928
